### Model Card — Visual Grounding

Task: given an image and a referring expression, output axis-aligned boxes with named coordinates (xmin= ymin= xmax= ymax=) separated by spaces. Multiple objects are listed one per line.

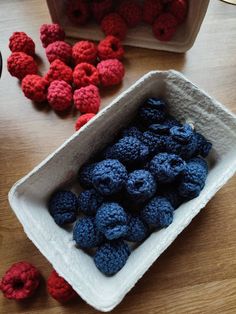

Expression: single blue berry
xmin=126 ymin=215 xmax=149 ymax=242
xmin=78 ymin=162 xmax=97 ymax=189
xmin=195 ymin=132 xmax=212 ymax=158
xmin=138 ymin=98 xmax=167 ymax=125
xmin=78 ymin=189 xmax=104 ymax=216
xmin=170 ymin=124 xmax=193 ymax=143
xmin=121 ymin=126 xmax=143 ymax=140
xmin=141 ymin=131 xmax=167 ymax=154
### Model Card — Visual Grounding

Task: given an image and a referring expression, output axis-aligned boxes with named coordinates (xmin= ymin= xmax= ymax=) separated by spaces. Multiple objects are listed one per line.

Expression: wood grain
xmin=0 ymin=1 xmax=236 ymax=313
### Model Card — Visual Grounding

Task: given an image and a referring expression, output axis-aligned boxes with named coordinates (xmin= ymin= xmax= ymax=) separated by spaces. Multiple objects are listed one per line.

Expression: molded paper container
xmin=46 ymin=0 xmax=210 ymax=52
xmin=9 ymin=71 xmax=236 ymax=311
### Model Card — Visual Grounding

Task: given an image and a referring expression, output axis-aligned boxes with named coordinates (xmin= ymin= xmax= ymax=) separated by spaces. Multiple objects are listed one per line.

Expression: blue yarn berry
xmin=78 ymin=189 xmax=104 ymax=216
xmin=178 ymin=181 xmax=203 ymax=200
xmin=126 ymin=215 xmax=149 ymax=242
xmin=94 ymin=240 xmax=130 ymax=276
xmin=78 ymin=162 xmax=97 ymax=189
xmin=141 ymin=196 xmax=174 ymax=228
xmin=49 ymin=190 xmax=78 ymax=226
xmin=121 ymin=126 xmax=143 ymax=140
xmin=138 ymin=98 xmax=167 ymax=125
xmin=96 ymin=202 xmax=129 ymax=240
xmin=148 ymin=123 xmax=170 ymax=135
xmin=195 ymin=132 xmax=212 ymax=157
xmin=126 ymin=170 xmax=157 ymax=203
xmin=141 ymin=131 xmax=167 ymax=154
xmin=170 ymin=124 xmax=193 ymax=143
xmin=92 ymin=159 xmax=127 ymax=196
xmin=158 ymin=186 xmax=184 ymax=209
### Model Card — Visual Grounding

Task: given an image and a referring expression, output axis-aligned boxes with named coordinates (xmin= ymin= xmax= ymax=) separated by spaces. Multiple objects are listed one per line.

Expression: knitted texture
xmin=73 ymin=85 xmax=100 ymax=113
xmin=78 ymin=189 xmax=104 ymax=215
xmin=118 ymin=0 xmax=142 ymax=28
xmin=91 ymin=0 xmax=113 ymax=22
xmin=92 ymin=159 xmax=128 ymax=196
xmin=73 ymin=63 xmax=100 ymax=88
xmin=67 ymin=0 xmax=90 ymax=25
xmin=72 ymin=41 xmax=97 ymax=65
xmin=143 ymin=0 xmax=163 ymax=24
xmin=138 ymin=98 xmax=167 ymax=125
xmin=47 ymin=270 xmax=77 ymax=303
xmin=46 ymin=41 xmax=72 ymax=64
xmin=126 ymin=215 xmax=149 ymax=242
xmin=40 ymin=23 xmax=65 ymax=48
xmin=73 ymin=217 xmax=104 ymax=248
xmin=22 ymin=75 xmax=48 ymax=102
xmin=195 ymin=132 xmax=212 ymax=158
xmin=122 ymin=126 xmax=143 ymax=140
xmin=141 ymin=131 xmax=167 ymax=154
xmin=153 ymin=13 xmax=178 ymax=41
xmin=98 ymin=35 xmax=124 ymax=61
xmin=148 ymin=123 xmax=171 ymax=135
xmin=170 ymin=0 xmax=188 ymax=24
xmin=75 ymin=113 xmax=96 ymax=131
xmin=9 ymin=32 xmax=35 ymax=56
xmin=97 ymin=59 xmax=125 ymax=87
xmin=95 ymin=202 xmax=128 ymax=240
xmin=48 ymin=190 xmax=78 ymax=226
xmin=45 ymin=59 xmax=73 ymax=84
xmin=94 ymin=240 xmax=130 ymax=275
xmin=7 ymin=52 xmax=38 ymax=80
xmin=158 ymin=186 xmax=184 ymax=209
xmin=78 ymin=162 xmax=98 ymax=189
xmin=47 ymin=80 xmax=72 ymax=111
xmin=0 ymin=262 xmax=40 ymax=300
xmin=101 ymin=13 xmax=128 ymax=40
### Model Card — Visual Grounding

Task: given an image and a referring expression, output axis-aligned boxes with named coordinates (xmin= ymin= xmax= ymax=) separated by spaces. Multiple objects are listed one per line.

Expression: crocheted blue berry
xmin=158 ymin=186 xmax=184 ymax=209
xmin=125 ymin=170 xmax=157 ymax=203
xmin=138 ymin=98 xmax=167 ymax=125
xmin=195 ymin=132 xmax=212 ymax=157
xmin=141 ymin=131 xmax=167 ymax=154
xmin=126 ymin=215 xmax=149 ymax=242
xmin=170 ymin=124 xmax=193 ymax=143
xmin=149 ymin=153 xmax=186 ymax=183
xmin=49 ymin=190 xmax=78 ymax=226
xmin=73 ymin=217 xmax=104 ymax=248
xmin=141 ymin=196 xmax=174 ymax=228
xmin=95 ymin=202 xmax=128 ymax=240
xmin=78 ymin=162 xmax=97 ymax=189
xmin=78 ymin=189 xmax=104 ymax=216
xmin=148 ymin=123 xmax=170 ymax=135
xmin=94 ymin=240 xmax=130 ymax=276
xmin=122 ymin=126 xmax=143 ymax=140
xmin=92 ymin=159 xmax=128 ymax=195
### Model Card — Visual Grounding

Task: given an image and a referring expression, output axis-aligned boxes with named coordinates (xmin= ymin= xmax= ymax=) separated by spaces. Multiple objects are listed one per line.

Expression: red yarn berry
xmin=47 ymin=270 xmax=77 ymax=303
xmin=72 ymin=41 xmax=97 ymax=65
xmin=75 ymin=113 xmax=96 ymax=131
xmin=9 ymin=32 xmax=35 ymax=56
xmin=45 ymin=59 xmax=73 ymax=84
xmin=153 ymin=13 xmax=178 ymax=41
xmin=40 ymin=23 xmax=65 ymax=48
xmin=143 ymin=0 xmax=163 ymax=24
xmin=22 ymin=75 xmax=48 ymax=102
xmin=0 ymin=261 xmax=40 ymax=300
xmin=98 ymin=35 xmax=124 ymax=61
xmin=67 ymin=0 xmax=90 ymax=25
xmin=74 ymin=85 xmax=100 ymax=113
xmin=46 ymin=41 xmax=72 ymax=64
xmin=47 ymin=80 xmax=72 ymax=111
xmin=7 ymin=52 xmax=38 ymax=80
xmin=118 ymin=0 xmax=142 ymax=28
xmin=101 ymin=13 xmax=128 ymax=41
xmin=73 ymin=63 xmax=100 ymax=88
xmin=169 ymin=0 xmax=188 ymax=24
xmin=91 ymin=0 xmax=113 ymax=22
xmin=97 ymin=59 xmax=125 ymax=87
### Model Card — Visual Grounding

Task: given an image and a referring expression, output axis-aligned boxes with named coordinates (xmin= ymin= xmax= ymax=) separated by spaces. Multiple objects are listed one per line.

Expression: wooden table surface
xmin=0 ymin=1 xmax=236 ymax=313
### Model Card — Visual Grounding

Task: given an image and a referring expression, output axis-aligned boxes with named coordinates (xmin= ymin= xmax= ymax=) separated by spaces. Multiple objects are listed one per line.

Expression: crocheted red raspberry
xmin=101 ymin=13 xmax=128 ymax=41
xmin=98 ymin=35 xmax=124 ymax=61
xmin=73 ymin=63 xmax=99 ymax=88
xmin=45 ymin=59 xmax=73 ymax=84
xmin=97 ymin=59 xmax=125 ymax=87
xmin=0 ymin=261 xmax=40 ymax=300
xmin=169 ymin=0 xmax=188 ymax=24
xmin=46 ymin=41 xmax=72 ymax=64
xmin=40 ymin=23 xmax=65 ymax=48
xmin=72 ymin=41 xmax=97 ymax=65
xmin=91 ymin=0 xmax=113 ymax=22
xmin=75 ymin=113 xmax=96 ymax=131
xmin=47 ymin=270 xmax=77 ymax=303
xmin=9 ymin=32 xmax=35 ymax=56
xmin=118 ymin=0 xmax=142 ymax=28
xmin=22 ymin=74 xmax=48 ymax=102
xmin=143 ymin=0 xmax=163 ymax=24
xmin=74 ymin=85 xmax=100 ymax=113
xmin=7 ymin=52 xmax=38 ymax=80
xmin=153 ymin=13 xmax=178 ymax=41
xmin=47 ymin=80 xmax=72 ymax=111
xmin=67 ymin=0 xmax=90 ymax=25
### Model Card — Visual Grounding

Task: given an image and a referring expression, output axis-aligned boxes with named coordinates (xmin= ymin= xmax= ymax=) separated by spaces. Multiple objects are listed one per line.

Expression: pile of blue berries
xmin=48 ymin=97 xmax=212 ymax=276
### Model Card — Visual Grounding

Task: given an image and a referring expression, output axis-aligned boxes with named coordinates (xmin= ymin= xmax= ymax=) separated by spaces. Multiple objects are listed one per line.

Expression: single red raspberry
xmin=47 ymin=270 xmax=77 ymax=303
xmin=91 ymin=0 xmax=113 ymax=22
xmin=143 ymin=0 xmax=163 ymax=24
xmin=98 ymin=35 xmax=124 ymax=61
xmin=74 ymin=85 xmax=100 ymax=113
xmin=47 ymin=80 xmax=72 ymax=111
xmin=75 ymin=113 xmax=96 ymax=131
xmin=0 ymin=261 xmax=40 ymax=300
xmin=73 ymin=63 xmax=99 ymax=88
xmin=45 ymin=59 xmax=73 ymax=84
xmin=101 ymin=13 xmax=128 ymax=41
xmin=46 ymin=41 xmax=72 ymax=64
xmin=169 ymin=0 xmax=188 ymax=24
xmin=97 ymin=59 xmax=125 ymax=87
xmin=7 ymin=52 xmax=38 ymax=80
xmin=118 ymin=0 xmax=142 ymax=28
xmin=67 ymin=0 xmax=90 ymax=25
xmin=153 ymin=13 xmax=178 ymax=41
xmin=40 ymin=23 xmax=65 ymax=48
xmin=9 ymin=32 xmax=35 ymax=56
xmin=72 ymin=41 xmax=97 ymax=65
xmin=22 ymin=74 xmax=48 ymax=102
